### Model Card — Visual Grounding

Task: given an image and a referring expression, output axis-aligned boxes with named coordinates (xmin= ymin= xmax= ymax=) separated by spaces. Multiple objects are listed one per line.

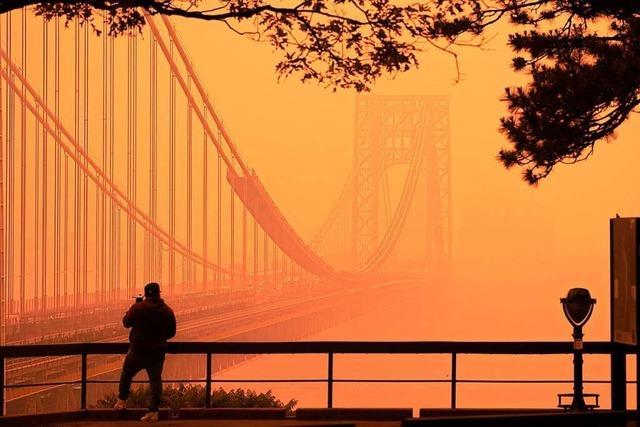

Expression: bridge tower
xmin=351 ymin=95 xmax=451 ymax=279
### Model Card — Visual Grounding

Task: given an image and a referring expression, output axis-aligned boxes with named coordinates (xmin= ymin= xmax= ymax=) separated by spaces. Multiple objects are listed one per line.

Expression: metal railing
xmin=0 ymin=341 xmax=636 ymax=416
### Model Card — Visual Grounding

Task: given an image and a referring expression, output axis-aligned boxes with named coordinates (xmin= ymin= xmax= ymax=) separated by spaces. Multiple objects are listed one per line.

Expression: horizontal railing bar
xmin=170 ymin=379 xmax=328 ymax=383
xmin=4 ymin=381 xmax=81 ymax=388
xmin=333 ymin=379 xmax=586 ymax=384
xmin=5 ymin=378 xmax=618 ymax=388
xmin=335 ymin=379 xmax=451 ymax=383
xmin=86 ymin=379 xmax=328 ymax=384
xmin=0 ymin=341 xmax=635 ymax=357
xmin=456 ymin=379 xmax=610 ymax=384
xmin=88 ymin=380 xmax=209 ymax=384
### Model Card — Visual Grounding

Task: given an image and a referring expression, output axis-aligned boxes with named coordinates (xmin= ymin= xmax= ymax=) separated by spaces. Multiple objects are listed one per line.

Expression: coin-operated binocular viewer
xmin=559 ymin=288 xmax=597 ymax=411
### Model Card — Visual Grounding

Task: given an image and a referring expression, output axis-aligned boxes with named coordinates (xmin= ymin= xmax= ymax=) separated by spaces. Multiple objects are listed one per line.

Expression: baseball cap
xmin=144 ymin=282 xmax=161 ymax=297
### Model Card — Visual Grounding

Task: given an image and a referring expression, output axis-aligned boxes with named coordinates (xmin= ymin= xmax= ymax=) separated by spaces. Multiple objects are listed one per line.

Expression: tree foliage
xmin=2 ymin=0 xmax=639 ymax=183
xmin=94 ymin=384 xmax=297 ymax=414
xmin=8 ymin=0 xmax=484 ymax=92
xmin=495 ymin=1 xmax=640 ymax=184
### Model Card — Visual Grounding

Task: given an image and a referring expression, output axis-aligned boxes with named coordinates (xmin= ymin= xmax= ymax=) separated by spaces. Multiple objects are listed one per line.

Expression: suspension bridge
xmin=2 ymin=9 xmax=640 ymax=426
xmin=0 ymin=9 xmax=451 ymax=411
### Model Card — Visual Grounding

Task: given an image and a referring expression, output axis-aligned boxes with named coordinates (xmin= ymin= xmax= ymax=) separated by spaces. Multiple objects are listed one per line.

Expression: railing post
xmin=205 ymin=352 xmax=212 ymax=408
xmin=451 ymin=352 xmax=457 ymax=409
xmin=80 ymin=352 xmax=87 ymax=410
xmin=610 ymin=349 xmax=626 ymax=410
xmin=0 ymin=355 xmax=5 ymax=416
xmin=637 ymin=345 xmax=640 ymax=413
xmin=327 ymin=352 xmax=334 ymax=408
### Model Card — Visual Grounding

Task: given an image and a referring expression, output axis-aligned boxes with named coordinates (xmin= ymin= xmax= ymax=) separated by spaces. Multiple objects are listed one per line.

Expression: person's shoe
xmin=140 ymin=411 xmax=159 ymax=422
xmin=113 ymin=398 xmax=126 ymax=410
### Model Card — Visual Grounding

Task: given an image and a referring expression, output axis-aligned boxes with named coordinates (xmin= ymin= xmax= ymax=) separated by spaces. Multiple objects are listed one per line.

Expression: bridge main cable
xmin=157 ymin=14 xmax=251 ymax=178
xmin=144 ymin=14 xmax=345 ymax=280
xmin=146 ymin=15 xmax=416 ymax=282
xmin=143 ymin=15 xmax=240 ymax=178
xmin=0 ymin=49 xmax=235 ymax=276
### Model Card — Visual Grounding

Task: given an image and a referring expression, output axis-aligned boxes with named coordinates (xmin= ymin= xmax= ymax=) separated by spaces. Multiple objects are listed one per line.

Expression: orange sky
xmin=5 ymin=11 xmax=640 ymax=342
xmin=3 ymin=9 xmax=640 ymax=413
xmin=170 ymin=16 xmax=640 ymax=341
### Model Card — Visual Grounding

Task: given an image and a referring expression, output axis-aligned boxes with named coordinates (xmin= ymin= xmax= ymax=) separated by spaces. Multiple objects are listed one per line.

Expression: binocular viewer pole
xmin=571 ymin=325 xmax=586 ymax=411
xmin=561 ymin=288 xmax=596 ymax=411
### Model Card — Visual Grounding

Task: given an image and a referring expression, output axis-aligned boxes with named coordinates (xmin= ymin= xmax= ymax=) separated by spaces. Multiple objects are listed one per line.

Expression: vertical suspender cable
xmin=281 ymin=240 xmax=286 ymax=283
xmin=0 ymin=14 xmax=6 ymax=344
xmin=143 ymin=37 xmax=150 ymax=283
xmin=109 ymin=35 xmax=116 ymax=301
xmin=155 ymin=39 xmax=161 ymax=283
xmin=169 ymin=38 xmax=175 ymax=294
xmin=33 ymin=25 xmax=40 ymax=314
xmin=41 ymin=19 xmax=48 ymax=316
xmin=187 ymin=73 xmax=193 ymax=292
xmin=112 ymin=35 xmax=118 ymax=300
xmin=340 ymin=199 xmax=344 ymax=263
xmin=74 ymin=17 xmax=80 ymax=309
xmin=202 ymin=105 xmax=208 ymax=292
xmin=128 ymin=40 xmax=133 ymax=296
xmin=64 ymin=130 xmax=69 ymax=306
xmin=83 ymin=24 xmax=89 ymax=305
xmin=146 ymin=37 xmax=158 ymax=282
xmin=242 ymin=203 xmax=247 ymax=288
xmin=217 ymin=130 xmax=221 ymax=286
xmin=343 ymin=201 xmax=347 ymax=263
xmin=100 ymin=19 xmax=107 ymax=303
xmin=230 ymin=158 xmax=234 ymax=291
xmin=273 ymin=241 xmax=277 ymax=287
xmin=61 ymin=20 xmax=69 ymax=307
xmin=127 ymin=35 xmax=134 ymax=296
xmin=263 ymin=229 xmax=268 ymax=280
xmin=253 ymin=218 xmax=257 ymax=287
xmin=132 ymin=36 xmax=137 ymax=294
xmin=19 ymin=9 xmax=26 ymax=316
xmin=118 ymin=45 xmax=123 ymax=299
xmin=151 ymin=38 xmax=158 ymax=280
xmin=149 ymin=36 xmax=154 ymax=282
xmin=54 ymin=17 xmax=61 ymax=310
xmin=6 ymin=12 xmax=14 ymax=318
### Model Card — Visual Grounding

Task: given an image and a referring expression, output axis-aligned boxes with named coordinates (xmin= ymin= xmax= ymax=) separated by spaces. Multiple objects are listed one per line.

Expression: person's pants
xmin=117 ymin=350 xmax=165 ymax=412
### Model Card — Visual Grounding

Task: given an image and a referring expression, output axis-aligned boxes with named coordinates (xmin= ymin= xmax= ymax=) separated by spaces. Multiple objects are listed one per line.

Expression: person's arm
xmin=166 ymin=309 xmax=177 ymax=339
xmin=122 ymin=303 xmax=139 ymax=328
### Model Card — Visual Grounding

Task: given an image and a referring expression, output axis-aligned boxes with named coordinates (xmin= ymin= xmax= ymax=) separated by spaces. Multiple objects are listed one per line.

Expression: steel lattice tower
xmin=351 ymin=95 xmax=451 ymax=279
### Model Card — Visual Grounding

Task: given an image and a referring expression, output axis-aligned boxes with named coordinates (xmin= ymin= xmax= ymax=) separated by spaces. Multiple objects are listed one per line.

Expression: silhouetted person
xmin=115 ymin=282 xmax=176 ymax=422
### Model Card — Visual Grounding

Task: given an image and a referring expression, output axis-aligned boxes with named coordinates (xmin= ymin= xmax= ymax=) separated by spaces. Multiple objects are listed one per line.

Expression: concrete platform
xmin=404 ymin=410 xmax=637 ymax=427
xmin=1 ymin=408 xmax=637 ymax=427
xmin=20 ymin=421 xmax=398 ymax=427
xmin=0 ymin=409 xmax=401 ymax=427
xmin=297 ymin=408 xmax=412 ymax=421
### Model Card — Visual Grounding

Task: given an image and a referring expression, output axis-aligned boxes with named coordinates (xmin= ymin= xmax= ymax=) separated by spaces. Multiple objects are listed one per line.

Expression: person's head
xmin=144 ymin=282 xmax=161 ymax=298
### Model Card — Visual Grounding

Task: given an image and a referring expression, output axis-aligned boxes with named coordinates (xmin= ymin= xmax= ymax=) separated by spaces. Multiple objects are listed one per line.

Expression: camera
xmin=133 ymin=295 xmax=144 ymax=303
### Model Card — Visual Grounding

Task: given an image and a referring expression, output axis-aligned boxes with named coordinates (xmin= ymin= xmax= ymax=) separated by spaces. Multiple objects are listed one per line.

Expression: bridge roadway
xmin=5 ymin=280 xmax=342 ymax=369
xmin=6 ymin=285 xmax=275 ymax=345
xmin=5 ymin=280 xmax=418 ymax=413
xmin=6 ymin=283 xmax=361 ymax=374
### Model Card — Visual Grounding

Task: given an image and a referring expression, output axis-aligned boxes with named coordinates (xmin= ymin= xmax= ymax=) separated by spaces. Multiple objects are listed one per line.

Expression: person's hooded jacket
xmin=123 ymin=296 xmax=176 ymax=355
